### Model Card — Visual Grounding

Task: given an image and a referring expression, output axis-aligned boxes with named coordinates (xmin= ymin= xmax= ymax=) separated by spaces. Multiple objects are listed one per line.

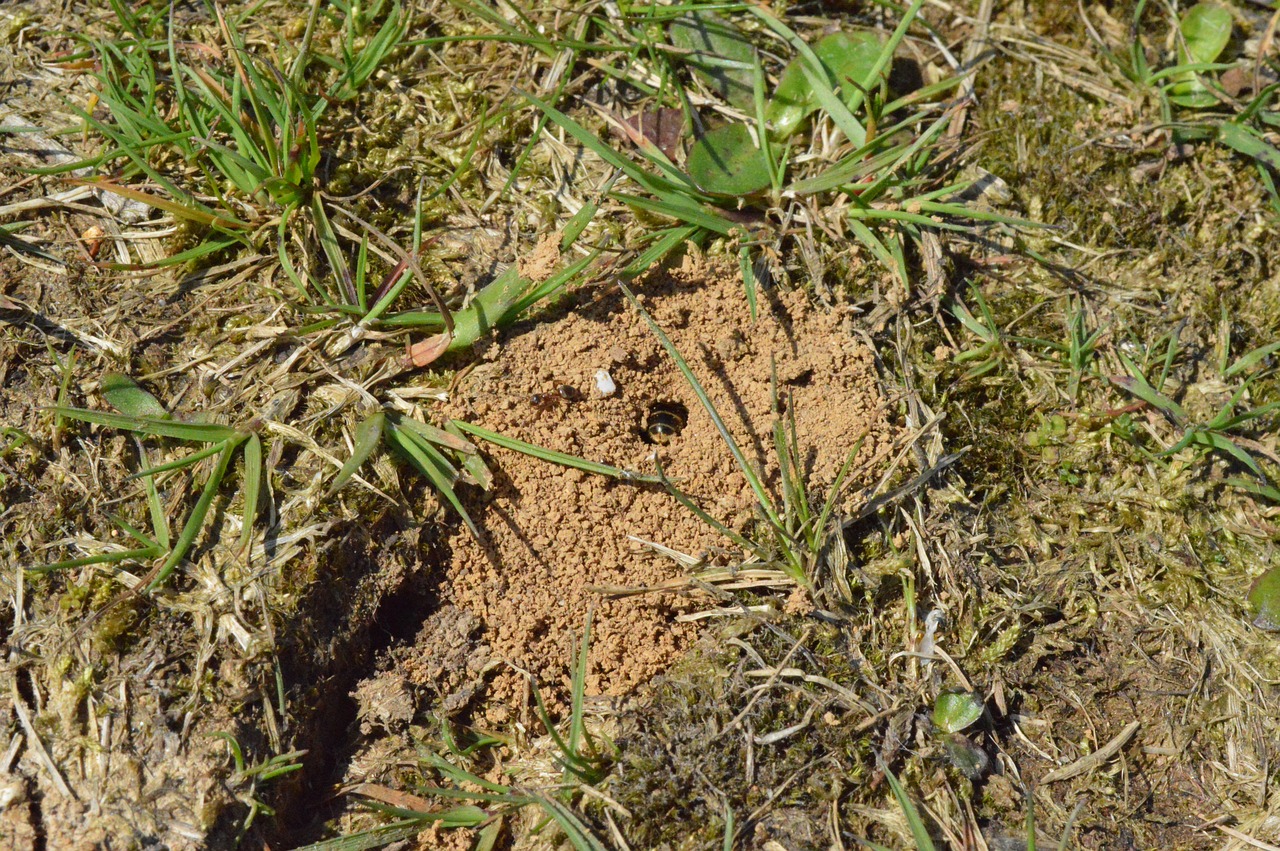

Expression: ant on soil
xmin=530 ymin=384 xmax=579 ymax=411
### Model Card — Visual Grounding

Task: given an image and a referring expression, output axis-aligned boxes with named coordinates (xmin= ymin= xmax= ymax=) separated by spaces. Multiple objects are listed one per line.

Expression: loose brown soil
xmin=346 ymin=250 xmax=895 ymax=731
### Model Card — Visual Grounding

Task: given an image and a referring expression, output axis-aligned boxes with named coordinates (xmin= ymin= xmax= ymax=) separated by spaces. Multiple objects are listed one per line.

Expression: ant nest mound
xmin=384 ymin=252 xmax=898 ymax=724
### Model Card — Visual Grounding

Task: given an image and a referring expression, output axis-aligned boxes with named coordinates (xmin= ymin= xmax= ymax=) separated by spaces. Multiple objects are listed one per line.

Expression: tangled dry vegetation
xmin=1 ymin=0 xmax=1280 ymax=849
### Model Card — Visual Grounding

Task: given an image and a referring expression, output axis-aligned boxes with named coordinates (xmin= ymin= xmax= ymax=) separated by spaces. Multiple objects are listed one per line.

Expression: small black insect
xmin=642 ymin=401 xmax=688 ymax=445
xmin=531 ymin=384 xmax=578 ymax=410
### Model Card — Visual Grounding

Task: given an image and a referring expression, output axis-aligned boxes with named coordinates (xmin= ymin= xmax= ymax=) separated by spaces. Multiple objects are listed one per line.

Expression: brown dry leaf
xmin=406 ymin=332 xmax=452 ymax=368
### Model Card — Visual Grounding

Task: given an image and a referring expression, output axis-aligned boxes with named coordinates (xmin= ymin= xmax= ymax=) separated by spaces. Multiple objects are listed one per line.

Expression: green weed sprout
xmin=948 ymin=283 xmax=1074 ymax=382
xmin=209 ymin=732 xmax=306 ymax=842
xmin=1110 ymin=339 xmax=1280 ymax=488
xmin=525 ymin=1 xmax=1036 ymax=313
xmin=39 ymin=374 xmax=263 ymax=593
xmin=47 ymin=0 xmax=407 ymax=288
xmin=1093 ymin=2 xmax=1280 ymax=210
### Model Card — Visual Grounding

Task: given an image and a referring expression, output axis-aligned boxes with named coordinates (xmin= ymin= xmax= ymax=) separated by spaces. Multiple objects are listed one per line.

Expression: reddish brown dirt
xmin=362 ymin=253 xmax=898 ymax=727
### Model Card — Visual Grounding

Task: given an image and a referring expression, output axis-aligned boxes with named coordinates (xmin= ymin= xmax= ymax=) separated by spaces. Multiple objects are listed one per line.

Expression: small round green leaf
xmin=101 ymin=373 xmax=171 ymax=420
xmin=932 ymin=691 xmax=984 ymax=734
xmin=767 ymin=31 xmax=884 ymax=139
xmin=687 ymin=123 xmax=771 ymax=196
xmin=691 ymin=122 xmax=768 ymax=195
xmin=1179 ymin=3 xmax=1232 ymax=65
xmin=1247 ymin=566 xmax=1280 ymax=631
xmin=669 ymin=12 xmax=757 ymax=110
xmin=1169 ymin=3 xmax=1233 ymax=108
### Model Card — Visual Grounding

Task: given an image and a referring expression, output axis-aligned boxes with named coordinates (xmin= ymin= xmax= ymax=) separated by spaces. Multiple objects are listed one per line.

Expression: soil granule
xmin=367 ymin=253 xmax=897 ymax=725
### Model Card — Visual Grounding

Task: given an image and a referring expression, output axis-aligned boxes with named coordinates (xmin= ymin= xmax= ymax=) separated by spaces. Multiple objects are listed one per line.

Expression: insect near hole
xmin=640 ymin=401 xmax=689 ymax=445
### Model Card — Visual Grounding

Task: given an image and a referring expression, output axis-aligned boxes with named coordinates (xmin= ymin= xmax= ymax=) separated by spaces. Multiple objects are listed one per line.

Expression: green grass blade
xmin=451 ymin=420 xmax=659 ymax=483
xmin=327 ymin=411 xmax=386 ymax=497
xmin=149 ymin=437 xmax=240 ymax=591
xmin=1111 ymin=352 xmax=1188 ymax=420
xmin=654 ymin=456 xmax=765 ymax=559
xmin=142 ymin=460 xmax=171 ymax=550
xmin=530 ymin=795 xmax=610 ymax=851
xmin=881 ymin=764 xmax=936 ymax=851
xmin=239 ymin=433 xmax=262 ymax=551
xmin=524 ymin=91 xmax=701 ymax=197
xmin=739 ymin=244 xmax=757 ymax=320
xmin=390 ymin=414 xmax=477 ymax=455
xmin=611 ymin=190 xmax=737 ymax=235
xmin=509 ymin=246 xmax=602 ymax=317
xmin=1224 ymin=340 xmax=1280 ymax=378
xmin=444 ymin=420 xmax=494 ymax=490
xmin=51 ymin=407 xmax=239 ymax=442
xmin=130 ymin=441 xmax=227 ymax=478
xmin=1189 ymin=431 xmax=1264 ymax=478
xmin=290 ymin=815 xmax=485 ymax=851
xmin=385 ymin=418 xmax=479 ymax=538
xmin=32 ymin=545 xmax=164 ymax=574
xmin=815 ymin=438 xmax=865 ymax=538
xmin=568 ymin=610 xmax=593 ymax=759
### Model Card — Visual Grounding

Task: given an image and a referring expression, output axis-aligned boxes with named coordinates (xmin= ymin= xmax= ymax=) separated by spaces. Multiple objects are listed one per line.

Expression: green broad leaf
xmin=1180 ymin=3 xmax=1232 ymax=65
xmin=327 ymin=411 xmax=386 ymax=497
xmin=932 ymin=691 xmax=984 ymax=734
xmin=669 ymin=12 xmax=757 ymax=110
xmin=687 ymin=123 xmax=771 ymax=196
xmin=767 ymin=31 xmax=884 ymax=139
xmin=1248 ymin=565 xmax=1280 ymax=631
xmin=101 ymin=373 xmax=171 ymax=419
xmin=1169 ymin=3 xmax=1233 ymax=108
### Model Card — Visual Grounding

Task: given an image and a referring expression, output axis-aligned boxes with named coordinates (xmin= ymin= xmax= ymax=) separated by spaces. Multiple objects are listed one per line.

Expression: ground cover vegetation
xmin=1 ymin=0 xmax=1279 ymax=848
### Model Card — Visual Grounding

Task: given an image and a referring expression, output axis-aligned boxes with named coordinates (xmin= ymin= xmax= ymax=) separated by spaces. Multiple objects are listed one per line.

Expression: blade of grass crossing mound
xmin=444 ymin=420 xmax=493 ymax=490
xmin=451 ymin=420 xmax=660 ymax=483
xmin=624 ymin=224 xmax=703 ymax=278
xmin=816 ymin=438 xmax=864 ymax=539
xmin=510 ymin=247 xmax=601 ymax=317
xmin=655 ymin=457 xmax=763 ymax=559
xmin=620 ymin=282 xmax=782 ymax=531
